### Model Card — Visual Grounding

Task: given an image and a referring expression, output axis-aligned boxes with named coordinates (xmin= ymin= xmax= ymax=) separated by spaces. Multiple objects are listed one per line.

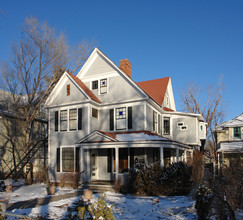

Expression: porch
xmin=80 ymin=146 xmax=192 ymax=183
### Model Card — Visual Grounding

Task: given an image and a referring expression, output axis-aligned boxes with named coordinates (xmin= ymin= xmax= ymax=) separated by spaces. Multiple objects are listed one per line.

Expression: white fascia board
xmin=167 ymin=110 xmax=204 ymax=119
xmin=77 ymin=48 xmax=148 ymax=98
xmin=45 ymin=71 xmax=69 ymax=108
xmin=98 ymin=98 xmax=148 ymax=109
xmin=77 ymin=130 xmax=117 ymax=143
xmin=76 ymin=48 xmax=99 ymax=78
xmin=80 ymin=140 xmax=191 ymax=150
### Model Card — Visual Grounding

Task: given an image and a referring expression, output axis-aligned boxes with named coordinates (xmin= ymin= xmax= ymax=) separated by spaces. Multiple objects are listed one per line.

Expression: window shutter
xmin=67 ymin=84 xmax=70 ymax=96
xmin=110 ymin=109 xmax=114 ymax=131
xmin=78 ymin=108 xmax=82 ymax=130
xmin=153 ymin=111 xmax=155 ymax=131
xmin=128 ymin=107 xmax=132 ymax=129
xmin=55 ymin=111 xmax=58 ymax=132
xmin=75 ymin=147 xmax=80 ymax=173
xmin=57 ymin=148 xmax=60 ymax=172
xmin=158 ymin=114 xmax=161 ymax=134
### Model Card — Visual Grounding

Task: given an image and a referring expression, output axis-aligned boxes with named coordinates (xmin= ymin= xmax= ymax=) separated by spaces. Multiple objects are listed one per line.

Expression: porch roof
xmin=77 ymin=130 xmax=171 ymax=144
xmin=217 ymin=141 xmax=243 ymax=153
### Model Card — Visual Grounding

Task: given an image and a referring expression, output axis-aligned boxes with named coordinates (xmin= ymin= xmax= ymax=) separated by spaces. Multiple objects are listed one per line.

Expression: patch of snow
xmin=116 ymin=133 xmax=168 ymax=142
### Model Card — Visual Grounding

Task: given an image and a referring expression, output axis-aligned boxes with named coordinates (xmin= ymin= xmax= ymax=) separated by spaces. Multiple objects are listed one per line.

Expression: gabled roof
xmin=214 ymin=112 xmax=243 ymax=131
xmin=136 ymin=77 xmax=170 ymax=106
xmin=67 ymin=72 xmax=101 ymax=104
xmin=78 ymin=130 xmax=169 ymax=143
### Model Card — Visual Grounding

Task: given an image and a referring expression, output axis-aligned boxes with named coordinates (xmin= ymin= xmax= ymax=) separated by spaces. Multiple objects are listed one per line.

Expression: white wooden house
xmin=45 ymin=48 xmax=206 ymax=183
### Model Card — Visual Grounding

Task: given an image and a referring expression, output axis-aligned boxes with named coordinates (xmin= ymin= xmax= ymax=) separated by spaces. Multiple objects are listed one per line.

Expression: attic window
xmin=67 ymin=84 xmax=70 ymax=96
xmin=92 ymin=80 xmax=98 ymax=90
xmin=100 ymin=78 xmax=107 ymax=94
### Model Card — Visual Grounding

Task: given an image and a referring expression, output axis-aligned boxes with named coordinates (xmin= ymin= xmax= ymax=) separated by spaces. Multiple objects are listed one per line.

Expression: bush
xmin=64 ymin=194 xmax=114 ymax=220
xmin=195 ymin=184 xmax=213 ymax=220
xmin=123 ymin=161 xmax=192 ymax=196
xmin=88 ymin=194 xmax=114 ymax=220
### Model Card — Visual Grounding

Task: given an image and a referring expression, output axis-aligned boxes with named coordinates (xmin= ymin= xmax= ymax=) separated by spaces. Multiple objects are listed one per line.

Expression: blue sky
xmin=0 ymin=0 xmax=243 ymax=121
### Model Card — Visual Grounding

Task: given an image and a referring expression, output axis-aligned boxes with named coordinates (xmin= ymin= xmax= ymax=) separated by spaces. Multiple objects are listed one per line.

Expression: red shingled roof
xmin=136 ymin=77 xmax=170 ymax=106
xmin=67 ymin=72 xmax=101 ymax=104
xmin=163 ymin=107 xmax=174 ymax=112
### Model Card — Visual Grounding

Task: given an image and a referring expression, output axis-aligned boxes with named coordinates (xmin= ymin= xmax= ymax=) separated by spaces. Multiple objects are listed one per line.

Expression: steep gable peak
xmin=136 ymin=77 xmax=170 ymax=106
xmin=67 ymin=71 xmax=101 ymax=104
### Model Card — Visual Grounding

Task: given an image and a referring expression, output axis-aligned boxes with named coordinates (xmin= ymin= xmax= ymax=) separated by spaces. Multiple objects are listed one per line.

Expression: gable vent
xmin=120 ymin=59 xmax=131 ymax=78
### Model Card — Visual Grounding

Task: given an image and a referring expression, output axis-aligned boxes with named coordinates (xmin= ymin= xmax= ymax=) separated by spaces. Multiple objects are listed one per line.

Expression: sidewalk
xmin=7 ymin=191 xmax=83 ymax=211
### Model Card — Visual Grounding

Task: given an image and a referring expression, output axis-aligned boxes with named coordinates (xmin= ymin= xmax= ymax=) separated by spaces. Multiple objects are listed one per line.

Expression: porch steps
xmin=81 ymin=181 xmax=115 ymax=193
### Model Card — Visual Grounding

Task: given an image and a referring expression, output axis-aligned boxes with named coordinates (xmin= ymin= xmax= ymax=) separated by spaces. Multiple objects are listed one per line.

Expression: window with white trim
xmin=92 ymin=80 xmax=98 ymax=90
xmin=116 ymin=107 xmax=126 ymax=130
xmin=234 ymin=127 xmax=241 ymax=139
xmin=62 ymin=147 xmax=74 ymax=172
xmin=60 ymin=110 xmax=67 ymax=131
xmin=69 ymin=109 xmax=77 ymax=131
xmin=100 ymin=78 xmax=107 ymax=94
xmin=163 ymin=117 xmax=170 ymax=135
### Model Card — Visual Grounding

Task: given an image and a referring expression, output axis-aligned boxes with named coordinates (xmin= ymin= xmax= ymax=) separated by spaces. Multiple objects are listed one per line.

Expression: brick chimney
xmin=120 ymin=59 xmax=131 ymax=78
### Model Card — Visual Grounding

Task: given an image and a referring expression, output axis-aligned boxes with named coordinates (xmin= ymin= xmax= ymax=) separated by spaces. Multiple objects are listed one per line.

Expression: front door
xmin=91 ymin=150 xmax=98 ymax=180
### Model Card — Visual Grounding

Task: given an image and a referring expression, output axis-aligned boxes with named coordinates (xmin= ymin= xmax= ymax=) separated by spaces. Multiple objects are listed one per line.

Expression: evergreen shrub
xmin=125 ymin=161 xmax=192 ymax=196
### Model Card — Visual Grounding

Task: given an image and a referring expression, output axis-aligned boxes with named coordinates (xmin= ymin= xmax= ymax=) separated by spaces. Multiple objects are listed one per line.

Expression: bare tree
xmin=181 ymin=77 xmax=225 ymax=160
xmin=181 ymin=76 xmax=224 ymax=137
xmin=0 ymin=16 xmax=94 ymax=182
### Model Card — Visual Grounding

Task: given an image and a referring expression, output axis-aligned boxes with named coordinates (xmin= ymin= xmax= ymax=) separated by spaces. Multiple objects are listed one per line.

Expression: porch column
xmin=160 ymin=147 xmax=164 ymax=167
xmin=80 ymin=147 xmax=84 ymax=183
xmin=184 ymin=151 xmax=187 ymax=163
xmin=176 ymin=148 xmax=179 ymax=162
xmin=115 ymin=147 xmax=119 ymax=181
xmin=217 ymin=152 xmax=220 ymax=170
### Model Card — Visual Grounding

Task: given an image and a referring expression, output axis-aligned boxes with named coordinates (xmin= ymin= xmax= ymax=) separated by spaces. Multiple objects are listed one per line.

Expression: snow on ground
xmin=0 ymin=183 xmax=197 ymax=219
xmin=0 ymin=183 xmax=242 ymax=219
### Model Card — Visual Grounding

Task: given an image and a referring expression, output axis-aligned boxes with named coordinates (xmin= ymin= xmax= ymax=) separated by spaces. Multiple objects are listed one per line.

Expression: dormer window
xmin=100 ymin=78 xmax=107 ymax=94
xmin=92 ymin=80 xmax=98 ymax=90
xmin=67 ymin=84 xmax=70 ymax=96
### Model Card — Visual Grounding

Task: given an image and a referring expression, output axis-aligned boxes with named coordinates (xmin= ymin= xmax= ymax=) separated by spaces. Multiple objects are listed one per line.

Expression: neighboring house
xmin=45 ymin=48 xmax=206 ymax=184
xmin=214 ymin=113 xmax=243 ymax=168
xmin=0 ymin=89 xmax=48 ymax=180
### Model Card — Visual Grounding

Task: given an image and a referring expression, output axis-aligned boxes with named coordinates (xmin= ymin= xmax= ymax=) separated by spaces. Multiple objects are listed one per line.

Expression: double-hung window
xmin=62 ymin=147 xmax=74 ymax=172
xmin=163 ymin=117 xmax=170 ymax=135
xmin=69 ymin=109 xmax=77 ymax=131
xmin=60 ymin=110 xmax=67 ymax=131
xmin=234 ymin=127 xmax=241 ymax=139
xmin=116 ymin=107 xmax=126 ymax=130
